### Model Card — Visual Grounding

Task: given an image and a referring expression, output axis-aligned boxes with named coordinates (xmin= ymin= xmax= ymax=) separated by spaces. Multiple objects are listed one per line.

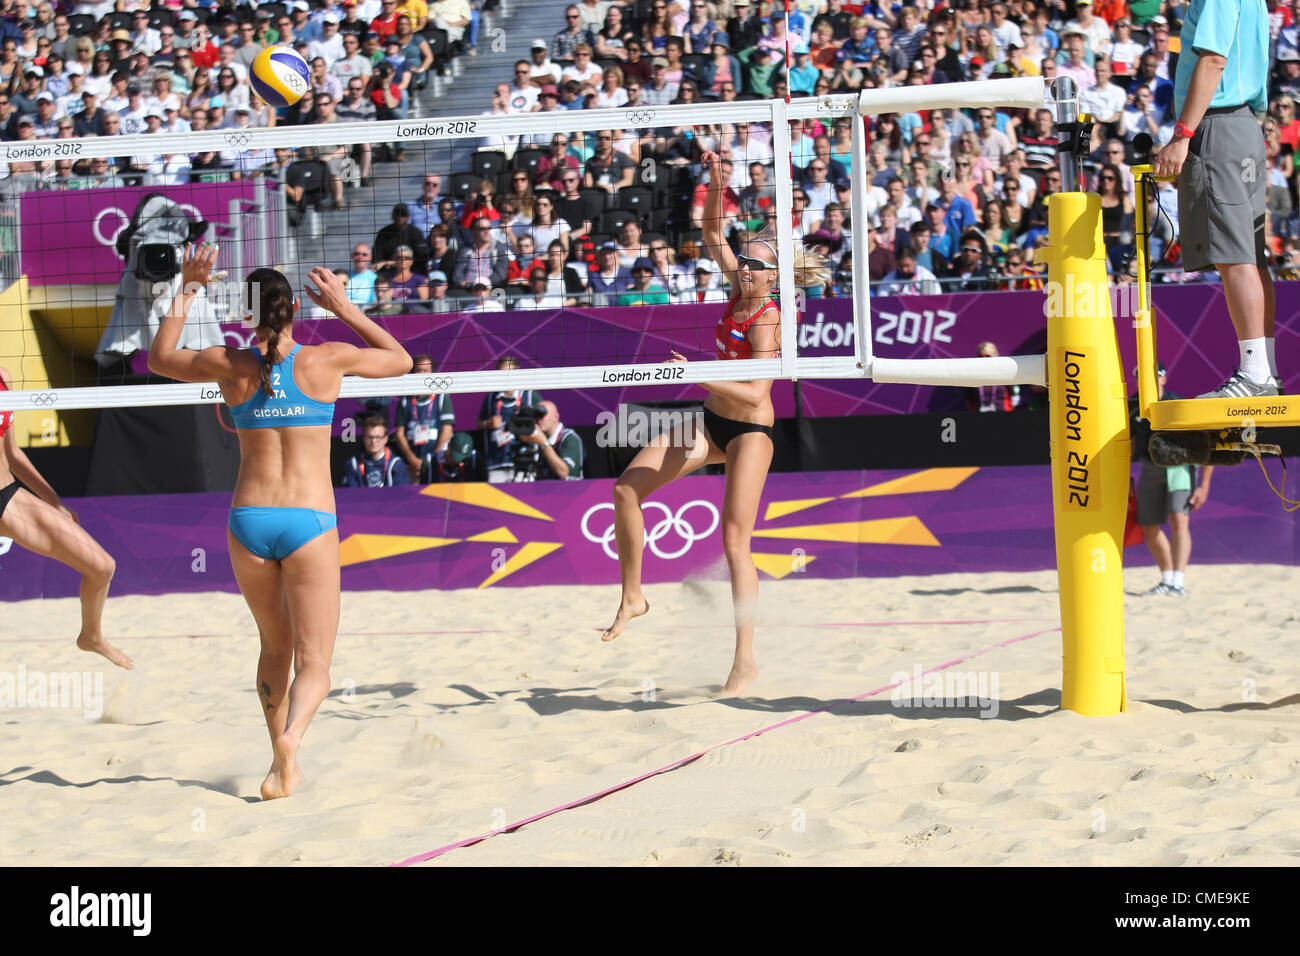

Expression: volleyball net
xmin=0 ymin=77 xmax=1048 ymax=416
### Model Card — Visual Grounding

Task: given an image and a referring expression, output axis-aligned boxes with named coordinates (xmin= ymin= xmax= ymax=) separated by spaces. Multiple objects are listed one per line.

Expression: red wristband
xmin=1173 ymin=122 xmax=1196 ymax=140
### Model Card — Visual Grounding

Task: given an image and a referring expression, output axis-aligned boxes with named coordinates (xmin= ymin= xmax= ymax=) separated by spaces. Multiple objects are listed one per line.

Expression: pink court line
xmin=389 ymin=624 xmax=1062 ymax=867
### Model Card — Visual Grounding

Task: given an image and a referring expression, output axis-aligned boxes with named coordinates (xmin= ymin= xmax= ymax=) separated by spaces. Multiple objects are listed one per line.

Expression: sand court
xmin=2 ymin=564 xmax=1297 ymax=866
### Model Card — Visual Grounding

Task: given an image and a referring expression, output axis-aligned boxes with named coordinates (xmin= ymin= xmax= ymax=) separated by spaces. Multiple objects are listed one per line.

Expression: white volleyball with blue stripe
xmin=250 ymin=46 xmax=311 ymax=108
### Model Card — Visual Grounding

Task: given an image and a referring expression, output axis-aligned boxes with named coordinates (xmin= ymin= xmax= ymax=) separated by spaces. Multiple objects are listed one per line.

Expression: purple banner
xmin=2 ymin=465 xmax=1295 ymax=601
xmin=134 ymin=282 xmax=1300 ymax=428
xmin=20 ymin=181 xmax=258 ymax=286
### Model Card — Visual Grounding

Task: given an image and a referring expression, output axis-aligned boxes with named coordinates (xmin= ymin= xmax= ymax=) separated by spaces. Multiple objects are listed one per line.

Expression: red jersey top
xmin=715 ymin=295 xmax=780 ymax=360
xmin=0 ymin=376 xmax=12 ymax=439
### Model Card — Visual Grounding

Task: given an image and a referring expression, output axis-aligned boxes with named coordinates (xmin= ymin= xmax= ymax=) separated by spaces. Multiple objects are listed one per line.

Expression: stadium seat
xmin=588 ymin=233 xmax=613 ymax=251
xmin=579 ymin=186 xmax=610 ymax=219
xmin=642 ymin=232 xmax=667 ymax=247
xmin=512 ymin=147 xmax=546 ymax=179
xmin=261 ymin=2 xmax=289 ymax=21
xmin=471 ymin=150 xmax=509 ymax=180
xmin=67 ymin=13 xmax=95 ymax=36
xmin=108 ymin=11 xmax=132 ymax=32
xmin=596 ymin=57 xmax=621 ymax=75
xmin=617 ymin=186 xmax=655 ymax=218
xmin=645 ymin=206 xmax=670 ymax=234
xmin=147 ymin=9 xmax=176 ymax=30
xmin=447 ymin=171 xmax=481 ymax=205
xmin=595 ymin=209 xmax=636 ymax=235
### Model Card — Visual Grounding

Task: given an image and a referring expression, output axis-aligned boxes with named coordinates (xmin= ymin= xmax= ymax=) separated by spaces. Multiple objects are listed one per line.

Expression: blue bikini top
xmin=228 ymin=344 xmax=336 ymax=429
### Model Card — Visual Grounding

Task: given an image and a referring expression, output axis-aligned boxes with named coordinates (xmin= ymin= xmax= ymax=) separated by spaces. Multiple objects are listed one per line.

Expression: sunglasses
xmin=961 ymin=246 xmax=982 ymax=254
xmin=736 ymin=255 xmax=774 ymax=271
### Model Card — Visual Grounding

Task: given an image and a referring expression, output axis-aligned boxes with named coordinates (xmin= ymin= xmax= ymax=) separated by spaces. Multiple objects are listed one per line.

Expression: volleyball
xmin=249 ymin=46 xmax=311 ymax=108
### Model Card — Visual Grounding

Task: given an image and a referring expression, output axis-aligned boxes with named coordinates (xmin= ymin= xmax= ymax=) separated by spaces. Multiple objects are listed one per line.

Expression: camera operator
xmin=515 ymin=400 xmax=584 ymax=480
xmin=476 ymin=356 xmax=544 ymax=484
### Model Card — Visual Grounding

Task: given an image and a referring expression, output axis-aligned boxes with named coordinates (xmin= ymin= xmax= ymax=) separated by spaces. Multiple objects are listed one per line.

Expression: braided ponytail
xmin=245 ymin=268 xmax=295 ymax=396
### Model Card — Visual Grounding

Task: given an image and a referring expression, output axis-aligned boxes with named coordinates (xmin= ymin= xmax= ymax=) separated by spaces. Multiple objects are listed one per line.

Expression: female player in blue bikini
xmin=149 ymin=244 xmax=411 ymax=799
xmin=602 ymin=150 xmax=828 ymax=696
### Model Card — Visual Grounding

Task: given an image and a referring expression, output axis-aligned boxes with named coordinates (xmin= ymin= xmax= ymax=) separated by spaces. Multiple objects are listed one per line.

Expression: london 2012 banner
xmin=126 ymin=282 xmax=1300 ymax=428
xmin=1 ymin=465 xmax=1294 ymax=601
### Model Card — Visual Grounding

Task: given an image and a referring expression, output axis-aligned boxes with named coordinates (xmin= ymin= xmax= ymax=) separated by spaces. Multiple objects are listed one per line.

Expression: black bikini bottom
xmin=0 ymin=480 xmax=21 ymax=521
xmin=703 ymin=407 xmax=774 ymax=451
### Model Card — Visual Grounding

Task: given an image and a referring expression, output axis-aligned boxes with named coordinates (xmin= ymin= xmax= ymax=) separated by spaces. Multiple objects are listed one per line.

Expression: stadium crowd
xmin=353 ymin=0 xmax=1298 ymax=307
xmin=3 ymin=1 xmax=1299 ymax=305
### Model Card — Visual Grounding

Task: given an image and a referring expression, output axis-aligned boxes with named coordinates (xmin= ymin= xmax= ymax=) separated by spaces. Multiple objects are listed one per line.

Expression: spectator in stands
xmin=394 ymin=355 xmax=456 ymax=483
xmin=367 ymin=277 xmax=404 ymax=316
xmin=374 ymin=203 xmax=430 ymax=264
xmin=432 ymin=0 xmax=474 ymax=53
xmin=454 ymin=216 xmax=511 ymax=292
xmin=1123 ymin=83 xmax=1169 ymax=145
xmin=728 ymin=1 xmax=763 ymax=53
xmin=515 ymin=265 xmax=566 ymax=310
xmin=1001 ymin=246 xmax=1044 ymax=291
xmin=701 ymin=32 xmax=743 ymax=98
xmin=621 ymin=38 xmax=652 ymax=86
xmin=408 ymin=173 xmax=444 ymax=236
xmin=518 ymin=401 xmax=584 ymax=480
xmin=439 ymin=198 xmax=469 ymax=246
xmin=506 ymin=233 xmax=541 ymax=289
xmin=746 ymin=46 xmax=780 ymax=98
xmin=1130 ymin=51 xmax=1174 ymax=118
xmin=944 ymin=230 xmax=995 ymax=291
xmin=586 ymin=129 xmax=635 ymax=193
xmin=589 ymin=241 xmax=633 ymax=304
xmin=556 ymin=5 xmax=596 ymax=61
xmin=528 ymin=38 xmax=561 ymax=88
xmin=536 ymin=132 xmax=582 ymax=189
xmin=619 ymin=258 xmax=671 ymax=306
xmin=380 ymin=246 xmax=429 ymax=302
xmin=331 ymin=31 xmax=373 ymax=84
xmin=344 ymin=414 xmax=410 ymax=488
xmin=868 ymin=223 xmax=897 ymax=281
xmin=562 ymin=43 xmax=602 ymax=87
xmin=1097 ymin=163 xmax=1134 ymax=272
xmin=347 ymin=243 xmax=379 ymax=306
xmin=427 ymin=224 xmax=459 ymax=283
xmin=678 ymin=259 xmax=728 ymax=304
xmin=881 ymin=244 xmax=941 ymax=296
xmin=540 ymin=239 xmax=586 ymax=304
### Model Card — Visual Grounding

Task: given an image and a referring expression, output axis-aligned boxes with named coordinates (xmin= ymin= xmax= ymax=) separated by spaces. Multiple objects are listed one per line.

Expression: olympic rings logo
xmin=581 ymin=499 xmax=719 ymax=561
xmin=91 ymin=201 xmax=204 ymax=250
xmin=224 ymin=131 xmax=253 ymax=148
xmin=30 ymin=392 xmax=58 ymax=407
xmin=625 ymin=109 xmax=657 ymax=126
xmin=424 ymin=376 xmax=453 ymax=391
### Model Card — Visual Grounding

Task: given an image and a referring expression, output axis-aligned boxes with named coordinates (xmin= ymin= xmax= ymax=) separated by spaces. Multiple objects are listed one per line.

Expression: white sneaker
xmin=1197 ymin=370 xmax=1279 ymax=399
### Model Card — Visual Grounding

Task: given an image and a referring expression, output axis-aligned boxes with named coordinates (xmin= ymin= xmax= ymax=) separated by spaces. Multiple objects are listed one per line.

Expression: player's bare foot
xmin=601 ymin=596 xmax=649 ymax=642
xmin=77 ymin=632 xmax=134 ymax=669
xmin=716 ymin=660 xmax=759 ymax=697
xmin=261 ymin=732 xmax=304 ymax=800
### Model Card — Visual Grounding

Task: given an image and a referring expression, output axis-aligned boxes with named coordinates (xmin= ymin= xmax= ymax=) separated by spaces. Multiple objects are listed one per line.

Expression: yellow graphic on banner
xmin=478 ymin=542 xmax=564 ymax=588
xmin=752 ymin=516 xmax=940 ymax=546
xmin=340 ymin=533 xmax=461 ymax=567
xmin=840 ymin=467 xmax=979 ymax=498
xmin=420 ymin=483 xmax=554 ymax=521
xmin=751 ymin=552 xmax=819 ymax=579
xmin=762 ymin=497 xmax=836 ymax=521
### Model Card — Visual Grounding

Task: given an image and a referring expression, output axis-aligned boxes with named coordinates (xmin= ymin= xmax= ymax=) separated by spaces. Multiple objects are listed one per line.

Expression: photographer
xmin=476 ymin=357 xmax=544 ymax=484
xmin=515 ymin=400 xmax=584 ymax=481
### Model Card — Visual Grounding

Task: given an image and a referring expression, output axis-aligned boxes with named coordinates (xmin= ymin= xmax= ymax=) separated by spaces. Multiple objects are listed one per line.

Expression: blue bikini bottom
xmin=228 ymin=507 xmax=337 ymax=561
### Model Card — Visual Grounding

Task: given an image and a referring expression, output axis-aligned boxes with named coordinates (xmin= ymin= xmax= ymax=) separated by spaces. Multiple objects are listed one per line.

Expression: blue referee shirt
xmin=1174 ymin=0 xmax=1269 ymax=115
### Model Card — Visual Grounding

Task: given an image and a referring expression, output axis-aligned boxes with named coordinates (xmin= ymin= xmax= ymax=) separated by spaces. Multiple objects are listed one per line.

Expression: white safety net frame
xmin=0 ymin=77 xmax=1050 ymax=414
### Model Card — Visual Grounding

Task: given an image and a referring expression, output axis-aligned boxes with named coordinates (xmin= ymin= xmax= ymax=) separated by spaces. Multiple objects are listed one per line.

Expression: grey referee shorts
xmin=1136 ymin=463 xmax=1192 ymax=526
xmin=1177 ymin=104 xmax=1268 ymax=273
